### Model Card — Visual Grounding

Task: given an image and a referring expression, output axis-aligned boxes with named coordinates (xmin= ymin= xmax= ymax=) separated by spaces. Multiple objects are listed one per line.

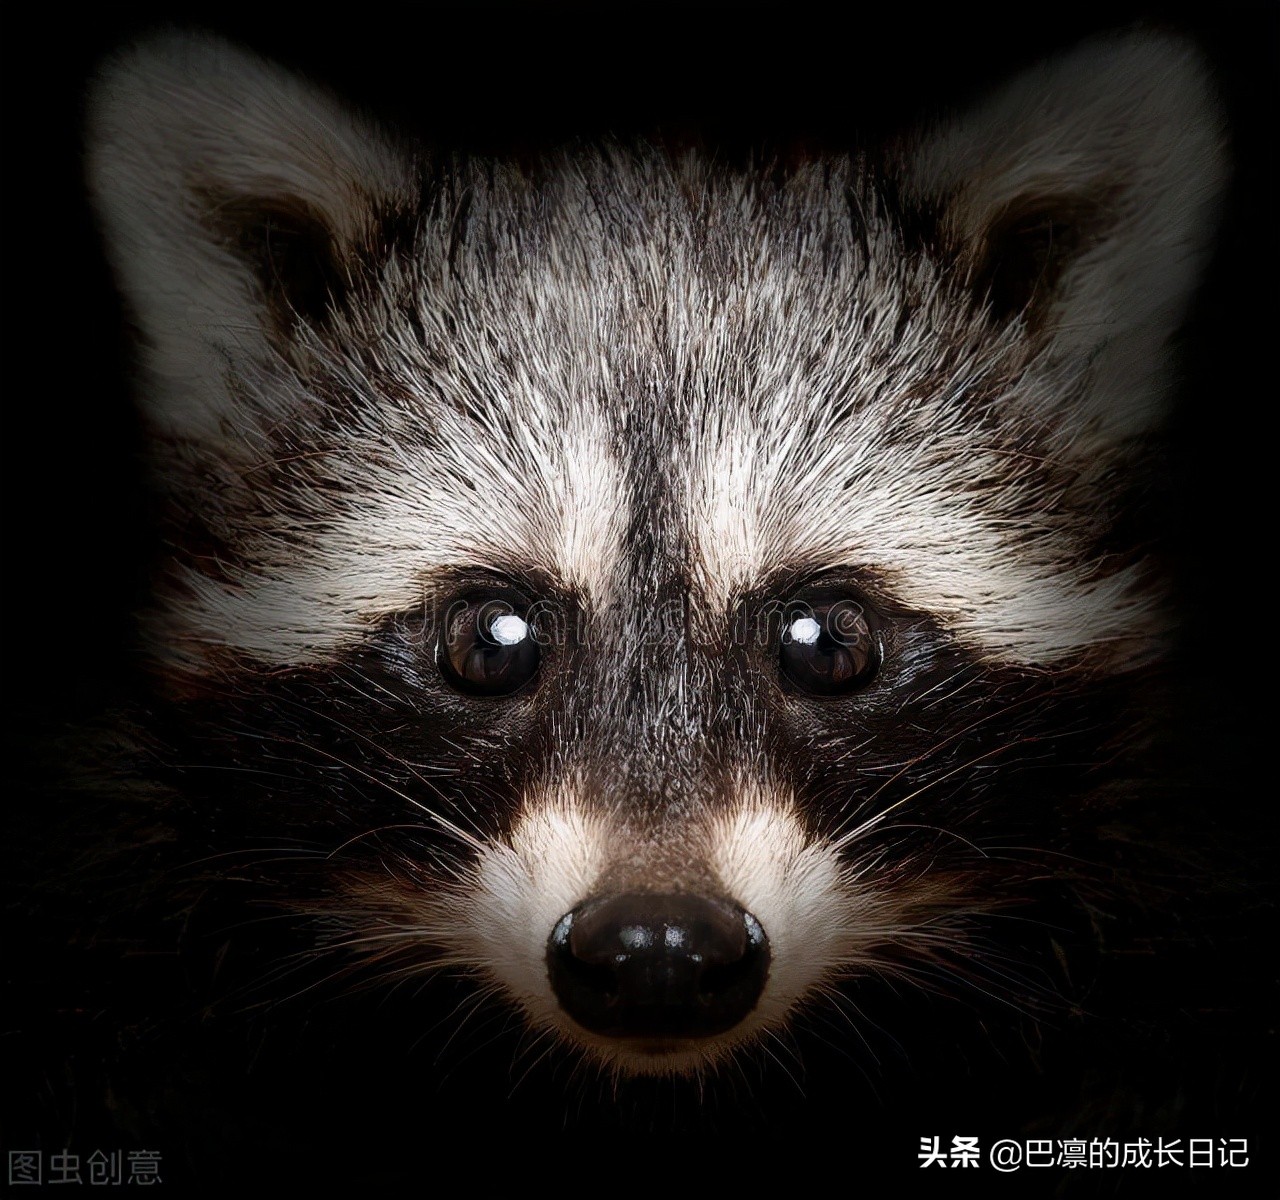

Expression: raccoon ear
xmin=898 ymin=31 xmax=1226 ymax=446
xmin=86 ymin=33 xmax=418 ymax=444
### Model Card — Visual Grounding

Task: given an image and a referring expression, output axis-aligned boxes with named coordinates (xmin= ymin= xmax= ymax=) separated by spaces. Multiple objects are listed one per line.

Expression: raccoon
xmin=9 ymin=21 xmax=1248 ymax=1182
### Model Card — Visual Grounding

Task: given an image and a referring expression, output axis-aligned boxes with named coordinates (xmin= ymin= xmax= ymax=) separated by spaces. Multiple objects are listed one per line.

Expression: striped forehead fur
xmin=679 ymin=314 xmax=1161 ymax=666
xmin=141 ymin=152 xmax=1165 ymax=671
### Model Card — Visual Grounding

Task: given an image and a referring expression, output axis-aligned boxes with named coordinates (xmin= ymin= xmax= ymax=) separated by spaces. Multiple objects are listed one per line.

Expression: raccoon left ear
xmin=898 ymin=31 xmax=1226 ymax=447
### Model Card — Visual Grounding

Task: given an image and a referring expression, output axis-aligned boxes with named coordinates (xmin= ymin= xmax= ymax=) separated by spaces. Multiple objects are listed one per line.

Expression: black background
xmin=2 ymin=1 xmax=1276 ymax=1191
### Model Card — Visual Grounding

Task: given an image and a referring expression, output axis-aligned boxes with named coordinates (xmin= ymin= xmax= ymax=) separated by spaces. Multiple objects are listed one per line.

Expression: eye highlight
xmin=439 ymin=596 xmax=541 ymax=696
xmin=778 ymin=597 xmax=882 ymax=696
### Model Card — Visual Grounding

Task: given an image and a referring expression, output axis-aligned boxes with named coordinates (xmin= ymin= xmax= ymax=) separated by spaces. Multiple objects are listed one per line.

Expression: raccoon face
xmin=87 ymin=32 xmax=1223 ymax=1078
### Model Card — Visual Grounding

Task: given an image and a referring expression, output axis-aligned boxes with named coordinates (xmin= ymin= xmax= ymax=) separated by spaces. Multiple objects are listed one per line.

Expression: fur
xmin=16 ymin=23 xmax=1238 ymax=1167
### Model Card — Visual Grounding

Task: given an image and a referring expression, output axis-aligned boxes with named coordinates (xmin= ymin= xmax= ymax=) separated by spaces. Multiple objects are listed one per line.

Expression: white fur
xmin=87 ymin=30 xmax=1226 ymax=1075
xmin=88 ymin=33 xmax=1222 ymax=676
xmin=684 ymin=343 xmax=1162 ymax=666
xmin=708 ymin=794 xmax=859 ymax=1034
xmin=163 ymin=415 xmax=628 ymax=663
xmin=464 ymin=790 xmax=612 ymax=1019
xmin=427 ymin=777 xmax=963 ymax=1077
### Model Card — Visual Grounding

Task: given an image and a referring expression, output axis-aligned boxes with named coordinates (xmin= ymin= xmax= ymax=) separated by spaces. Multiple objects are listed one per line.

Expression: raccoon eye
xmin=439 ymin=597 xmax=541 ymax=697
xmin=778 ymin=598 xmax=881 ymax=696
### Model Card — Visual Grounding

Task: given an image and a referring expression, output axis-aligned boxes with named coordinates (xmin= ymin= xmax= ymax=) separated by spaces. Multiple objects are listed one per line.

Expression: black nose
xmin=546 ymin=893 xmax=770 ymax=1038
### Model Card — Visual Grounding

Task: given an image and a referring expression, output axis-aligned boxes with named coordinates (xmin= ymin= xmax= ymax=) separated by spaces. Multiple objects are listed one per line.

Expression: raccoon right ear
xmin=896 ymin=31 xmax=1226 ymax=450
xmin=86 ymin=33 xmax=418 ymax=445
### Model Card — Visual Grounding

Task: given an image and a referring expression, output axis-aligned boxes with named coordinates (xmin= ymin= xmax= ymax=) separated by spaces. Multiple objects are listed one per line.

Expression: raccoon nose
xmin=546 ymin=893 xmax=769 ymax=1038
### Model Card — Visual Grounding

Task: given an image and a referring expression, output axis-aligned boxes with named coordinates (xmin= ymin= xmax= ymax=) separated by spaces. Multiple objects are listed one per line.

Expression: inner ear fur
xmin=970 ymin=187 xmax=1117 ymax=325
xmin=196 ymin=187 xmax=350 ymax=335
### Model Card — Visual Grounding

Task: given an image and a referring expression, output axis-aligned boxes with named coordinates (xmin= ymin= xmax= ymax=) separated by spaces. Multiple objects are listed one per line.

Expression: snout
xmin=546 ymin=892 xmax=770 ymax=1038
